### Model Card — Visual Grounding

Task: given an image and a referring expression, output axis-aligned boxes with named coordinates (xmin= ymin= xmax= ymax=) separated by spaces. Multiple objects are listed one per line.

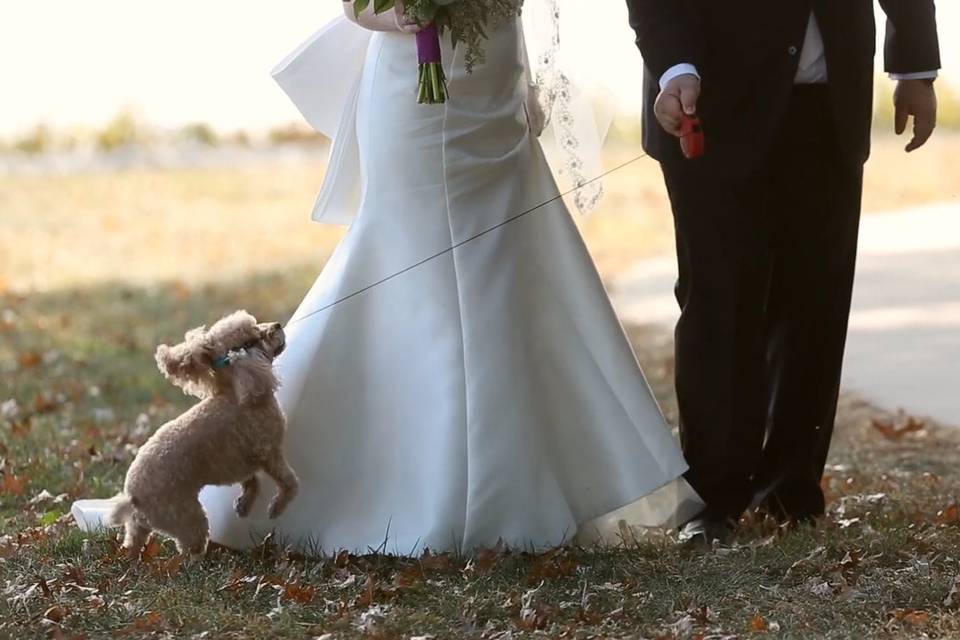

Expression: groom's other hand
xmin=654 ymin=74 xmax=701 ymax=137
xmin=894 ymin=79 xmax=938 ymax=152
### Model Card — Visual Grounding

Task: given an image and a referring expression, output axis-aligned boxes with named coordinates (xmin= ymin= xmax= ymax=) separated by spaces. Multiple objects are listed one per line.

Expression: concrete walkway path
xmin=611 ymin=201 xmax=960 ymax=427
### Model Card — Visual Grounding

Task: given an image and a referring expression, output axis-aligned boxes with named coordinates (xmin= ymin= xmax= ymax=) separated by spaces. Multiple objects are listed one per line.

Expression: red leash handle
xmin=680 ymin=114 xmax=705 ymax=160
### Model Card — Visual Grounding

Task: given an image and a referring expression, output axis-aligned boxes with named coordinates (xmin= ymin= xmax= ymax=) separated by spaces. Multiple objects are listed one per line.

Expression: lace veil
xmin=521 ymin=0 xmax=616 ymax=214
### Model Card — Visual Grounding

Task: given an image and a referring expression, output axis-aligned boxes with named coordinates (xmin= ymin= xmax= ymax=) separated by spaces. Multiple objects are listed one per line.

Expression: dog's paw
xmin=234 ymin=494 xmax=254 ymax=518
xmin=267 ymin=497 xmax=287 ymax=520
xmin=120 ymin=545 xmax=142 ymax=562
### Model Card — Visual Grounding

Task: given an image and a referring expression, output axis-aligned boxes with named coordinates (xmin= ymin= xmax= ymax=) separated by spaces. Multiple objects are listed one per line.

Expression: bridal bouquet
xmin=350 ymin=0 xmax=522 ymax=104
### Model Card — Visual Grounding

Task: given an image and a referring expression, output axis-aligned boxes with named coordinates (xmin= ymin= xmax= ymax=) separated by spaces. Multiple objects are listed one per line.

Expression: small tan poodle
xmin=107 ymin=310 xmax=298 ymax=555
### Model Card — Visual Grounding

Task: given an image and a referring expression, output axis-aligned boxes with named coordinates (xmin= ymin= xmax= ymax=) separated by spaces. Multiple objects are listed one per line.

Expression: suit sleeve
xmin=878 ymin=0 xmax=941 ymax=75
xmin=625 ymin=0 xmax=705 ymax=81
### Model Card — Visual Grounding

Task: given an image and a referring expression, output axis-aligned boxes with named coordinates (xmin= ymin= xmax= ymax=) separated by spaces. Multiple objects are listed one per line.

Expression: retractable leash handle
xmin=680 ymin=114 xmax=705 ymax=160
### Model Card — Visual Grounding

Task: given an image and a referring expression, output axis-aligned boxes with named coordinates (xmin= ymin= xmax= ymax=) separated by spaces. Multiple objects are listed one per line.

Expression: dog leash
xmin=283 ymin=151 xmax=653 ymax=328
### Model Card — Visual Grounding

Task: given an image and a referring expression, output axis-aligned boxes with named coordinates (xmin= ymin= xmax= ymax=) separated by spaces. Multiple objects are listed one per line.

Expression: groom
xmin=625 ymin=1 xmax=941 ymax=543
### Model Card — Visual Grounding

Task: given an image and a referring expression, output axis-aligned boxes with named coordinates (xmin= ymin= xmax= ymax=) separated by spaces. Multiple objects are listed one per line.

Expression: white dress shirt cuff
xmin=890 ymin=71 xmax=939 ymax=81
xmin=660 ymin=63 xmax=700 ymax=91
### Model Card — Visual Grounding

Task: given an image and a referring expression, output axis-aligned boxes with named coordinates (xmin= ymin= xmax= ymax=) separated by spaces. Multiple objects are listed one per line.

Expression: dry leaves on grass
xmin=16 ymin=350 xmax=43 ymax=369
xmin=749 ymin=612 xmax=768 ymax=631
xmin=418 ymin=549 xmax=455 ymax=573
xmin=1 ymin=471 xmax=26 ymax=496
xmin=871 ymin=415 xmax=926 ymax=440
xmin=890 ymin=608 xmax=931 ymax=627
xmin=524 ymin=547 xmax=579 ymax=584
xmin=463 ymin=541 xmax=506 ymax=577
xmin=936 ymin=502 xmax=960 ymax=526
xmin=515 ymin=582 xmax=554 ymax=632
xmin=32 ymin=391 xmax=62 ymax=414
xmin=117 ymin=610 xmax=164 ymax=635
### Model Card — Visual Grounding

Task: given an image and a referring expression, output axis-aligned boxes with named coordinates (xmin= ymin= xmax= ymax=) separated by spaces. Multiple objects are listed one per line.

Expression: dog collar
xmin=212 ymin=347 xmax=248 ymax=370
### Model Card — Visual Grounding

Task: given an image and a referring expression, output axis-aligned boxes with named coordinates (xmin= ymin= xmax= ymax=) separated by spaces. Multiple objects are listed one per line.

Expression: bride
xmin=203 ymin=1 xmax=704 ymax=554
xmin=82 ymin=1 xmax=702 ymax=554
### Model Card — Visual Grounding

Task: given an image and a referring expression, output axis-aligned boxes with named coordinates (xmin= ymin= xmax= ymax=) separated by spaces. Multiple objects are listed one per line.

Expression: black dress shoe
xmin=678 ymin=514 xmax=733 ymax=548
xmin=754 ymin=493 xmax=824 ymax=527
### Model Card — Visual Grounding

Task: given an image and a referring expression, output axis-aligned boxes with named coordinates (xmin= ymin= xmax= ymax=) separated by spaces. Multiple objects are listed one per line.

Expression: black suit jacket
xmin=626 ymin=0 xmax=941 ymax=173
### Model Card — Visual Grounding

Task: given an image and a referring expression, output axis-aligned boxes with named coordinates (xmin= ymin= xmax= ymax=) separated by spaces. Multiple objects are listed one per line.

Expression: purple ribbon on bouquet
xmin=415 ymin=23 xmax=446 ymax=104
xmin=416 ymin=23 xmax=443 ymax=65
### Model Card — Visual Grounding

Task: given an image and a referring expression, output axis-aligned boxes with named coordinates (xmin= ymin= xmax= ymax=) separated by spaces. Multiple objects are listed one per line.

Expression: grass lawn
xmin=3 ymin=271 xmax=960 ymax=639
xmin=1 ymin=132 xmax=959 ymax=638
xmin=2 ymin=133 xmax=959 ymax=293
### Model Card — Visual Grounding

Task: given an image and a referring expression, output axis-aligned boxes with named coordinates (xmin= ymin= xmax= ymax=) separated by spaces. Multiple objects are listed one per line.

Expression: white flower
xmin=0 ymin=399 xmax=18 ymax=421
xmin=132 ymin=413 xmax=152 ymax=439
xmin=92 ymin=408 xmax=116 ymax=424
xmin=226 ymin=347 xmax=248 ymax=364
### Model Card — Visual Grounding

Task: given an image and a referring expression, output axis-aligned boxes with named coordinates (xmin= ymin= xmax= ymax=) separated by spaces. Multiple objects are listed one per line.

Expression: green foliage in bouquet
xmin=351 ymin=0 xmax=523 ymax=73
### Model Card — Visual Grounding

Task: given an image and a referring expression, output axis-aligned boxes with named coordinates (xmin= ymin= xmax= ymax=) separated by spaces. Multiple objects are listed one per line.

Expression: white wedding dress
xmin=74 ymin=16 xmax=701 ymax=554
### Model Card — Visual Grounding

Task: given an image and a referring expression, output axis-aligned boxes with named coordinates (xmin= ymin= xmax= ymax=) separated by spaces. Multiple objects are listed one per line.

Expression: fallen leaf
xmin=151 ymin=554 xmax=184 ymax=578
xmin=391 ymin=564 xmax=422 ymax=589
xmin=839 ymin=550 xmax=862 ymax=571
xmin=283 ymin=582 xmax=316 ymax=605
xmin=468 ymin=545 xmax=503 ymax=575
xmin=516 ymin=604 xmax=552 ymax=631
xmin=749 ymin=612 xmax=768 ymax=631
xmin=217 ymin=570 xmax=257 ymax=593
xmin=419 ymin=549 xmax=453 ymax=572
xmin=61 ymin=565 xmax=86 ymax=587
xmin=525 ymin=549 xmax=578 ymax=583
xmin=43 ymin=605 xmax=66 ymax=622
xmin=871 ymin=416 xmax=925 ymax=440
xmin=334 ymin=549 xmax=351 ymax=568
xmin=785 ymin=545 xmax=826 ymax=579
xmin=140 ymin=538 xmax=162 ymax=562
xmin=49 ymin=627 xmax=86 ymax=640
xmin=2 ymin=472 xmax=25 ymax=496
xmin=38 ymin=576 xmax=53 ymax=598
xmin=32 ymin=392 xmax=60 ymax=414
xmin=575 ymin=606 xmax=603 ymax=625
xmin=891 ymin=608 xmax=930 ymax=626
xmin=17 ymin=351 xmax=42 ymax=369
xmin=936 ymin=503 xmax=959 ymax=526
xmin=125 ymin=611 xmax=163 ymax=633
xmin=10 ymin=418 xmax=32 ymax=438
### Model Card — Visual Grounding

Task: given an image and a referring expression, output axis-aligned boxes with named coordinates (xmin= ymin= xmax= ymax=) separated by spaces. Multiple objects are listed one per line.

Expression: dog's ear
xmin=155 ymin=340 xmax=215 ymax=398
xmin=228 ymin=349 xmax=279 ymax=404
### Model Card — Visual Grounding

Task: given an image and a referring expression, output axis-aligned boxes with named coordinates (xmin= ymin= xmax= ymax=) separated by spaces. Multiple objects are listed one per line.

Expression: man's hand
xmin=894 ymin=79 xmax=937 ymax=152
xmin=654 ymin=74 xmax=701 ymax=137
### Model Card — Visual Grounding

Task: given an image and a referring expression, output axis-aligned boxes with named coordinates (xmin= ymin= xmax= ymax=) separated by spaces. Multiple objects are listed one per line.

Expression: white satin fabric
xmin=77 ymin=17 xmax=703 ymax=554
xmin=269 ymin=16 xmax=371 ymax=225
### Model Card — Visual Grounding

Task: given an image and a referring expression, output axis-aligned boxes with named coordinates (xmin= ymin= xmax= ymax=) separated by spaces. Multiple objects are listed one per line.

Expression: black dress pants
xmin=660 ymin=85 xmax=864 ymax=520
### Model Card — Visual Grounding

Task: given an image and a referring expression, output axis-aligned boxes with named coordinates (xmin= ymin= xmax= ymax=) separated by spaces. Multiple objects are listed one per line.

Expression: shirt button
xmin=788 ymin=45 xmax=799 ymax=56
